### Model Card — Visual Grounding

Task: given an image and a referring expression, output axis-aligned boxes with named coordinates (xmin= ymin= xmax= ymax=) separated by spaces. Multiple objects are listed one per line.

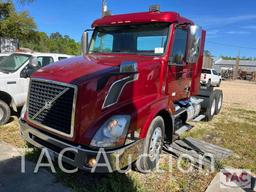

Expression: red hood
xmin=30 ymin=53 xmax=163 ymax=144
xmin=32 ymin=54 xmax=158 ymax=84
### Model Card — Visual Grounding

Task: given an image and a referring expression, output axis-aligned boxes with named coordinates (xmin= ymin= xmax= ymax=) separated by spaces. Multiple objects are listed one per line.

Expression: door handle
xmin=7 ymin=81 xmax=16 ymax=84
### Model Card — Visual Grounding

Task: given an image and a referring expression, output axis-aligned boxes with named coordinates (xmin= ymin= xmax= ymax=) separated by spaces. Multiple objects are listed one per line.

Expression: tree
xmin=0 ymin=2 xmax=36 ymax=40
xmin=204 ymin=50 xmax=212 ymax=57
xmin=0 ymin=1 xmax=81 ymax=55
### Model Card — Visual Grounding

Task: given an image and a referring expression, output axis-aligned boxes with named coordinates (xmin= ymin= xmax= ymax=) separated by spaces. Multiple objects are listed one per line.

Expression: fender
xmin=139 ymin=97 xmax=174 ymax=139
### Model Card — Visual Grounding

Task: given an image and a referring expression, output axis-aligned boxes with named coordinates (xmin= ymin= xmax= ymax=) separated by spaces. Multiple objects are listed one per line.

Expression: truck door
xmin=167 ymin=27 xmax=192 ymax=101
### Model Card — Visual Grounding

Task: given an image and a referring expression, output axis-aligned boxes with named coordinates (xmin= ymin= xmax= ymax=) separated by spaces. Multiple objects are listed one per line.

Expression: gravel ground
xmin=220 ymin=80 xmax=256 ymax=109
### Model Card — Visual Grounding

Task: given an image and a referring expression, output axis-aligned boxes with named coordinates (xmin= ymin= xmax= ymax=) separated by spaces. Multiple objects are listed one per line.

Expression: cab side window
xmin=37 ymin=56 xmax=54 ymax=67
xmin=171 ymin=28 xmax=188 ymax=65
xmin=213 ymin=70 xmax=218 ymax=75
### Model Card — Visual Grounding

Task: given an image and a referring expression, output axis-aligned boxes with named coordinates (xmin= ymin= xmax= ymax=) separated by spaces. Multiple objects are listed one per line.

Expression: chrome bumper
xmin=19 ymin=120 xmax=144 ymax=172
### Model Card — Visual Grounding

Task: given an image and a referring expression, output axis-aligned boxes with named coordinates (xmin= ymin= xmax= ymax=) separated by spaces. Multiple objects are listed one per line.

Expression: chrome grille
xmin=28 ymin=79 xmax=77 ymax=137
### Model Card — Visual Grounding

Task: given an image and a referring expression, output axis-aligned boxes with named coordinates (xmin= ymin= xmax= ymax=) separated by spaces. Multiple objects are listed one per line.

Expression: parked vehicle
xmin=200 ymin=68 xmax=222 ymax=87
xmin=0 ymin=52 xmax=73 ymax=125
xmin=20 ymin=6 xmax=223 ymax=172
xmin=0 ymin=53 xmax=11 ymax=62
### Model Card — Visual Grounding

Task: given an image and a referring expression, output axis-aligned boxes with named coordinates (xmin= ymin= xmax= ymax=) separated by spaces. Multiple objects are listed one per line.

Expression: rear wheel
xmin=0 ymin=100 xmax=11 ymax=125
xmin=135 ymin=116 xmax=164 ymax=173
xmin=215 ymin=90 xmax=223 ymax=115
xmin=204 ymin=92 xmax=217 ymax=121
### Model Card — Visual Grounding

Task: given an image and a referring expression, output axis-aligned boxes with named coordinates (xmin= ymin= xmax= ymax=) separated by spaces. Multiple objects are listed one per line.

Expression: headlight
xmin=90 ymin=115 xmax=131 ymax=148
xmin=20 ymin=103 xmax=27 ymax=120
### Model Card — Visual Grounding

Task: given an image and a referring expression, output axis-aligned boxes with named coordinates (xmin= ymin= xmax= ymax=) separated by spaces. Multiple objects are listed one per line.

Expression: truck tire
xmin=0 ymin=100 xmax=11 ymax=125
xmin=215 ymin=90 xmax=223 ymax=115
xmin=135 ymin=116 xmax=164 ymax=173
xmin=204 ymin=92 xmax=217 ymax=121
xmin=207 ymin=79 xmax=211 ymax=88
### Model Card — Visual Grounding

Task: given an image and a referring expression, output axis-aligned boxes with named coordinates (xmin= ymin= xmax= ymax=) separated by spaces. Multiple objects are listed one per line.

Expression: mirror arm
xmin=84 ymin=29 xmax=94 ymax=32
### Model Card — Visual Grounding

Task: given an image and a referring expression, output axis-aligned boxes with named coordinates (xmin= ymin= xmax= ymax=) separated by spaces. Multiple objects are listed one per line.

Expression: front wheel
xmin=134 ymin=116 xmax=164 ymax=173
xmin=0 ymin=100 xmax=11 ymax=125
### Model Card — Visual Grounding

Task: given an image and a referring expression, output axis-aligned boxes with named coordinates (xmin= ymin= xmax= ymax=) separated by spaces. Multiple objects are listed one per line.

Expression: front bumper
xmin=20 ymin=120 xmax=144 ymax=172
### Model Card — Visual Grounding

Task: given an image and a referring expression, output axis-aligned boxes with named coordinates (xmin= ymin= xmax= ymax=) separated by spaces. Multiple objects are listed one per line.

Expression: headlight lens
xmin=90 ymin=115 xmax=131 ymax=148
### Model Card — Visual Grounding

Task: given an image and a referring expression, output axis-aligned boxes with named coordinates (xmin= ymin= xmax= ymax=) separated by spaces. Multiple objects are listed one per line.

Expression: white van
xmin=0 ymin=52 xmax=73 ymax=124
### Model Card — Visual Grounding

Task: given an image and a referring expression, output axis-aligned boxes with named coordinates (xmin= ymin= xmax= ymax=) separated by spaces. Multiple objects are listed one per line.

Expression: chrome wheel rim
xmin=211 ymin=99 xmax=216 ymax=116
xmin=149 ymin=127 xmax=162 ymax=161
xmin=218 ymin=95 xmax=222 ymax=110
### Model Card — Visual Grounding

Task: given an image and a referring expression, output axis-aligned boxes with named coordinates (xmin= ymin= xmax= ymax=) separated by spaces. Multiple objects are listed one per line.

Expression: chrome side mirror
xmin=186 ymin=25 xmax=202 ymax=63
xmin=81 ymin=31 xmax=89 ymax=55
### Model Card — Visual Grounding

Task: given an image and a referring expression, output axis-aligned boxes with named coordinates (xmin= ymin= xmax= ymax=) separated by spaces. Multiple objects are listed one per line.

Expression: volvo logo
xmin=44 ymin=101 xmax=53 ymax=110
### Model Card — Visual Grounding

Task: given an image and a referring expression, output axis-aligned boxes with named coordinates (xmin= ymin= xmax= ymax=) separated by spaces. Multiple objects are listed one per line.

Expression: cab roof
xmin=92 ymin=11 xmax=193 ymax=27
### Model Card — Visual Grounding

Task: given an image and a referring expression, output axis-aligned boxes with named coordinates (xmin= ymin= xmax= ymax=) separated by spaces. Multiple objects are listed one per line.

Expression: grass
xmin=0 ymin=104 xmax=255 ymax=192
xmin=183 ymin=104 xmax=256 ymax=173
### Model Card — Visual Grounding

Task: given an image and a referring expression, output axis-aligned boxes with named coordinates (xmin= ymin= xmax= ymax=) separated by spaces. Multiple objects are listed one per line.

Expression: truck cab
xmin=0 ymin=52 xmax=73 ymax=124
xmin=20 ymin=8 xmax=222 ymax=172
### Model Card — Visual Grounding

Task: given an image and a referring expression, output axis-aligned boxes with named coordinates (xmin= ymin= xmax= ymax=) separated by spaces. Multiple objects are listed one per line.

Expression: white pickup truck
xmin=200 ymin=68 xmax=222 ymax=87
xmin=0 ymin=53 xmax=11 ymax=62
xmin=0 ymin=52 xmax=73 ymax=125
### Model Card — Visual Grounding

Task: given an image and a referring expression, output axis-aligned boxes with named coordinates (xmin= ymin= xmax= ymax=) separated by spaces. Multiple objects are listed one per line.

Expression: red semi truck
xmin=20 ymin=6 xmax=223 ymax=172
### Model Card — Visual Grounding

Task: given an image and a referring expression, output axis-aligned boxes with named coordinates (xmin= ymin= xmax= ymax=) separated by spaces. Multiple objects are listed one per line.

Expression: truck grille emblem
xmin=31 ymin=87 xmax=70 ymax=120
xmin=44 ymin=101 xmax=53 ymax=110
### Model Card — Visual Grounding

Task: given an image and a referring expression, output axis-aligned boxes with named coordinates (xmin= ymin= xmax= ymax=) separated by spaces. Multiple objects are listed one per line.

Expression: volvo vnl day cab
xmin=20 ymin=7 xmax=223 ymax=172
xmin=0 ymin=52 xmax=73 ymax=125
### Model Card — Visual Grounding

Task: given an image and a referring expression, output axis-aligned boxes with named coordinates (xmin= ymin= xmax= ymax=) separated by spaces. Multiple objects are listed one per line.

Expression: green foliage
xmin=0 ymin=1 xmax=81 ymax=55
xmin=0 ymin=2 xmax=36 ymax=40
xmin=204 ymin=50 xmax=212 ymax=57
xmin=21 ymin=32 xmax=81 ymax=55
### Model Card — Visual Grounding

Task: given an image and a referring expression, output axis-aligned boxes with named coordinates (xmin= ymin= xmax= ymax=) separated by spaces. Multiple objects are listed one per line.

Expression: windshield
xmin=0 ymin=56 xmax=7 ymax=62
xmin=89 ymin=23 xmax=170 ymax=56
xmin=0 ymin=54 xmax=31 ymax=73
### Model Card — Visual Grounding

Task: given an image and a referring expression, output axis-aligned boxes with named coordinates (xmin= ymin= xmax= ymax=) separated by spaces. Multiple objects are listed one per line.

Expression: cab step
xmin=175 ymin=124 xmax=193 ymax=136
xmin=193 ymin=114 xmax=206 ymax=122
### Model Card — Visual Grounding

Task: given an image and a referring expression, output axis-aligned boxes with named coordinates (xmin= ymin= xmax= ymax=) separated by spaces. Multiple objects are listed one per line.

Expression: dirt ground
xmin=220 ymin=80 xmax=256 ymax=109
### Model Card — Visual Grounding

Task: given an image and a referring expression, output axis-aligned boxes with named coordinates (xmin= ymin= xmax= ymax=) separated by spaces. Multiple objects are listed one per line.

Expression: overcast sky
xmin=15 ymin=0 xmax=256 ymax=58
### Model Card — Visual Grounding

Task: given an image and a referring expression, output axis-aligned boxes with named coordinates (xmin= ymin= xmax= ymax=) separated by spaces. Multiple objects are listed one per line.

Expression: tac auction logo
xmin=220 ymin=169 xmax=252 ymax=189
